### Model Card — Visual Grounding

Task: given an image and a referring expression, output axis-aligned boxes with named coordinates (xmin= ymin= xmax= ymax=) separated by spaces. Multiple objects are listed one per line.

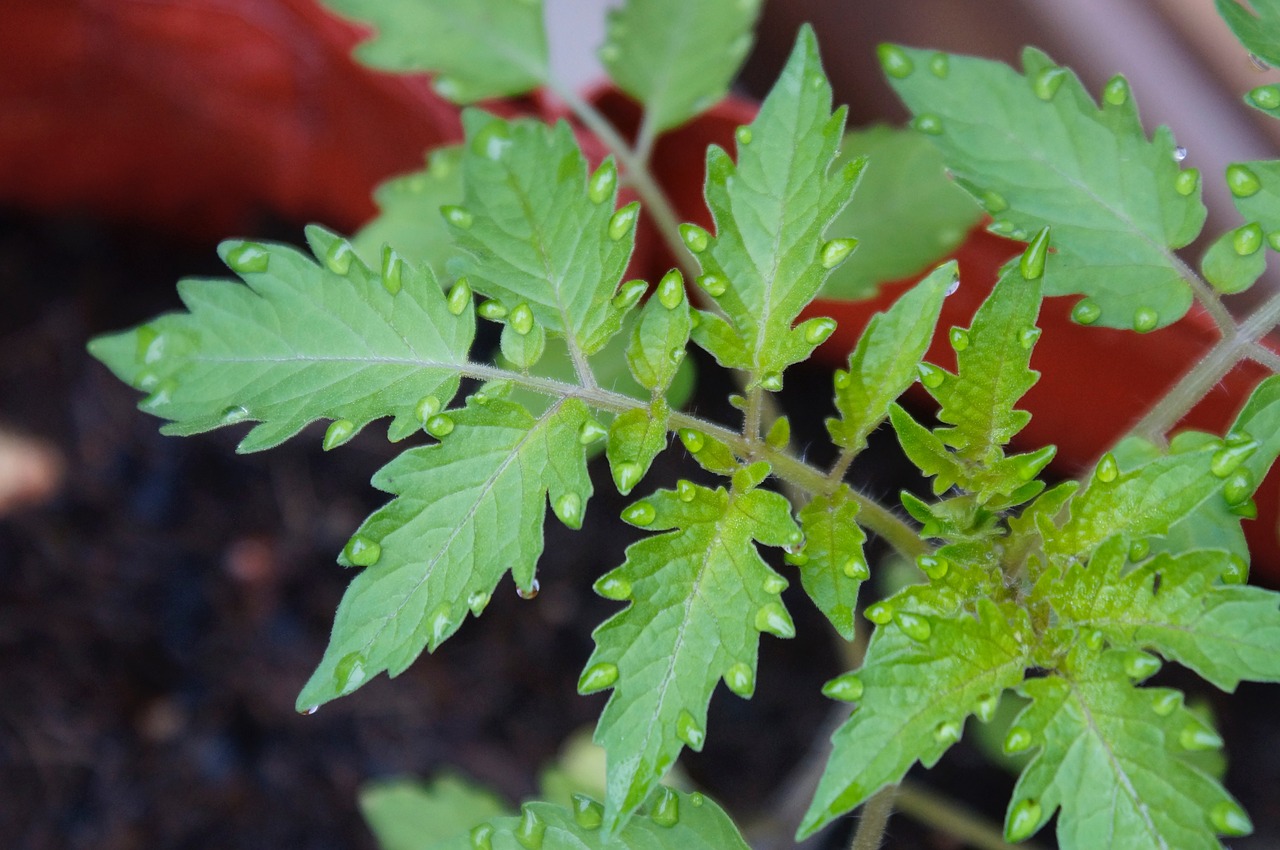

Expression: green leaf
xmin=87 ymin=229 xmax=474 ymax=452
xmin=1051 ymin=541 xmax=1280 ymax=691
xmin=318 ymin=0 xmax=548 ymax=102
xmin=1006 ymin=650 xmax=1247 ymax=848
xmin=799 ymin=599 xmax=1031 ymax=838
xmin=586 ymin=478 xmax=800 ymax=831
xmin=689 ymin=26 xmax=860 ymax=384
xmin=626 ymin=271 xmax=692 ymax=395
xmin=360 ymin=774 xmax=508 ymax=850
xmin=826 ymin=262 xmax=954 ymax=455
xmin=448 ymin=113 xmax=637 ymax=361
xmin=601 ymin=0 xmax=762 ymax=135
xmin=296 ymin=397 xmax=592 ymax=711
xmin=820 ymin=128 xmax=982 ymax=300
xmin=884 ymin=46 xmax=1205 ymax=330
xmin=476 ymin=788 xmax=751 ymax=850
xmin=1201 ymin=161 xmax=1280 ymax=294
xmin=353 ymin=146 xmax=464 ymax=281
xmin=793 ymin=486 xmax=868 ymax=640
xmin=606 ymin=404 xmax=669 ymax=496
xmin=1217 ymin=0 xmax=1280 ymax=67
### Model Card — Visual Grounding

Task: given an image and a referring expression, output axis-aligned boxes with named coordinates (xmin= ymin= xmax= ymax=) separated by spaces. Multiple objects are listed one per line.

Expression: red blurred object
xmin=5 ymin=0 xmax=1278 ymax=582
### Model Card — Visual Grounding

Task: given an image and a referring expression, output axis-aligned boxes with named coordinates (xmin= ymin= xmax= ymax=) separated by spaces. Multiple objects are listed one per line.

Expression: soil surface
xmin=2 ymin=210 xmax=1278 ymax=850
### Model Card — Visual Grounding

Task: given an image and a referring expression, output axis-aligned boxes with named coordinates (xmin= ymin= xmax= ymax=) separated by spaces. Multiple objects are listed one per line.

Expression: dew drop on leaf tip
xmin=516 ymin=578 xmax=540 ymax=600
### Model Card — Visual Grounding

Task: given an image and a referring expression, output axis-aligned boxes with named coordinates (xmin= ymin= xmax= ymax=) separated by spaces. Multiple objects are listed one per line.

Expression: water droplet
xmin=929 ymin=52 xmax=950 ymax=78
xmin=425 ymin=414 xmax=455 ymax=438
xmin=300 ymin=705 xmax=319 ymax=716
xmin=427 ymin=603 xmax=453 ymax=646
xmin=1250 ymin=84 xmax=1280 ymax=110
xmin=598 ymin=43 xmax=620 ymax=63
xmin=323 ymin=419 xmax=356 ymax=451
xmin=975 ymin=693 xmax=999 ymax=723
xmin=467 ymin=590 xmax=491 ymax=615
xmin=724 ymin=662 xmax=755 ymax=696
xmin=470 ymin=119 xmax=512 ymax=160
xmin=1180 ymin=721 xmax=1223 ymax=751
xmin=1032 ymin=66 xmax=1067 ymax=100
xmin=442 ymin=205 xmax=474 ymax=229
xmin=803 ymin=317 xmax=837 ymax=346
xmin=591 ymin=569 xmax=632 ymax=601
xmin=735 ymin=126 xmax=753 ymax=146
xmin=1172 ymin=146 xmax=1189 ymax=164
xmin=135 ymin=325 xmax=165 ymax=364
xmin=1231 ymin=497 xmax=1258 ymax=518
xmin=878 ymin=44 xmax=915 ymax=78
xmin=574 ymin=419 xmax=605 ymax=447
xmin=820 ymin=238 xmax=859 ymax=269
xmin=343 ymin=535 xmax=381 ymax=567
xmin=656 ymin=269 xmax=684 ymax=309
xmin=1223 ymin=555 xmax=1248 ymax=585
xmin=1124 ymin=650 xmax=1161 ymax=680
xmin=414 ymin=396 xmax=441 ymax=428
xmin=1211 ymin=439 xmax=1258 ymax=478
xmin=588 ymin=160 xmax=617 ymax=204
xmin=1092 ymin=452 xmax=1119 ymax=484
xmin=323 ymin=238 xmax=355 ymax=275
xmin=1233 ymin=222 xmax=1264 ymax=256
xmin=895 ymin=611 xmax=931 ymax=641
xmin=1224 ymin=467 xmax=1255 ymax=506
xmin=335 ymin=651 xmax=366 ymax=694
xmin=514 ymin=806 xmax=546 ymax=849
xmin=1011 ymin=445 xmax=1055 ymax=481
xmin=1132 ymin=307 xmax=1159 ymax=333
xmin=668 ymin=346 xmax=685 ymax=364
xmin=821 ymin=672 xmax=864 ymax=702
xmin=1210 ymin=800 xmax=1254 ymax=837
xmin=608 ymin=203 xmax=639 ymax=241
xmin=679 ymin=223 xmax=711 ymax=253
xmin=221 ymin=405 xmax=250 ymax=424
xmin=614 ymin=462 xmax=643 ymax=496
xmin=1102 ymin=75 xmax=1129 ymax=106
xmin=470 ymin=824 xmax=494 ymax=850
xmin=864 ymin=601 xmax=893 ymax=625
xmin=756 ymin=573 xmax=786 ymax=596
xmin=1250 ymin=52 xmax=1271 ymax=71
xmin=140 ymin=378 xmax=177 ymax=409
xmin=380 ymin=247 xmax=404 ymax=295
xmin=916 ymin=362 xmax=945 ymax=389
xmin=447 ymin=278 xmax=472 ymax=315
xmin=842 ymin=556 xmax=869 ymax=580
xmin=572 ymin=794 xmax=603 ymax=830
xmin=623 ymin=500 xmax=656 ymax=527
xmin=918 ymin=555 xmax=949 ymax=580
xmin=808 ymin=71 xmax=825 ymax=90
xmin=934 ymin=719 xmax=962 ymax=744
xmin=1020 ymin=226 xmax=1051 ymax=280
xmin=1004 ymin=726 xmax=1033 ymax=754
xmin=1227 ymin=163 xmax=1262 ymax=197
xmin=1174 ymin=168 xmax=1200 ymax=197
xmin=696 ymin=272 xmax=727 ymax=297
xmin=1005 ymin=799 xmax=1042 ymax=843
xmin=912 ymin=113 xmax=943 ymax=135
xmin=1071 ymin=298 xmax=1101 ymax=325
xmin=676 ymin=709 xmax=706 ymax=749
xmin=759 ymin=372 xmax=783 ymax=392
xmin=651 ymin=787 xmax=680 ymax=827
xmin=555 ymin=492 xmax=583 ymax=529
xmin=578 ymin=661 xmax=619 ymax=693
xmin=690 ymin=792 xmax=704 ymax=807
xmin=516 ymin=578 xmax=540 ymax=600
xmin=477 ymin=300 xmax=508 ymax=321
xmin=1129 ymin=538 xmax=1150 ymax=561
xmin=678 ymin=429 xmax=706 ymax=454
xmin=945 ymin=276 xmax=960 ymax=296
xmin=510 ymin=303 xmax=535 ymax=335
xmin=948 ymin=327 xmax=970 ymax=351
xmin=1084 ymin=629 xmax=1105 ymax=650
xmin=1151 ymin=690 xmax=1181 ymax=717
xmin=611 ymin=278 xmax=647 ymax=311
xmin=226 ymin=242 xmax=270 ymax=274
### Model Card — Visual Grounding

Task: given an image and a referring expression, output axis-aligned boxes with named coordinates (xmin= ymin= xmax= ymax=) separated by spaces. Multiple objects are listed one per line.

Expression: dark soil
xmin=2 ymin=210 xmax=1278 ymax=850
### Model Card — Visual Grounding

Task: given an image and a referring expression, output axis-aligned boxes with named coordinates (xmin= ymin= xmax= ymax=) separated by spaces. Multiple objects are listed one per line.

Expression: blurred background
xmin=3 ymin=1 xmax=1280 ymax=848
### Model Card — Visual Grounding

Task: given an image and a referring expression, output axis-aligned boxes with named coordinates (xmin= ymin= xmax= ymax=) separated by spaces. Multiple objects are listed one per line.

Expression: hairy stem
xmin=850 ymin=786 xmax=898 ymax=850
xmin=1173 ymin=253 xmax=1236 ymax=337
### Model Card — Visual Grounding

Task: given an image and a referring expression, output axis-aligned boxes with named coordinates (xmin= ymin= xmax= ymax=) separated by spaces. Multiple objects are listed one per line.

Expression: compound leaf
xmin=87 ymin=229 xmax=474 ymax=452
xmin=602 ymin=0 xmax=762 ymax=135
xmin=689 ymin=26 xmax=860 ymax=385
xmin=318 ymin=0 xmax=548 ymax=102
xmin=353 ymin=145 xmax=464 ymax=280
xmin=884 ymin=46 xmax=1205 ymax=330
xmin=800 ymin=599 xmax=1031 ymax=838
xmin=1216 ymin=0 xmax=1280 ymax=67
xmin=296 ymin=397 xmax=593 ymax=711
xmin=1006 ymin=651 xmax=1248 ymax=849
xmin=586 ymin=477 xmax=800 ymax=832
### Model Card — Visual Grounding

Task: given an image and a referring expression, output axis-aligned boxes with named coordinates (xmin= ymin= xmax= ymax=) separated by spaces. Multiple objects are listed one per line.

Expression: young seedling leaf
xmin=821 ymin=128 xmax=982 ymax=300
xmin=626 ymin=271 xmax=692 ymax=394
xmin=606 ymin=404 xmax=669 ymax=496
xmin=1216 ymin=0 xmax=1280 ymax=68
xmin=1201 ymin=161 xmax=1280 ymax=294
xmin=360 ymin=774 xmax=508 ymax=850
xmin=296 ymin=397 xmax=593 ymax=711
xmin=448 ymin=113 xmax=637 ymax=364
xmin=794 ymin=486 xmax=868 ymax=640
xmin=317 ymin=0 xmax=548 ymax=102
xmin=826 ymin=262 xmax=954 ymax=455
xmin=87 ymin=231 xmax=474 ymax=452
xmin=689 ymin=26 xmax=860 ymax=384
xmin=586 ymin=479 xmax=800 ymax=832
xmin=1007 ymin=650 xmax=1248 ymax=849
xmin=601 ymin=0 xmax=762 ymax=135
xmin=884 ymin=46 xmax=1205 ymax=330
xmin=352 ymin=146 xmax=464 ymax=280
xmin=800 ymin=599 xmax=1031 ymax=838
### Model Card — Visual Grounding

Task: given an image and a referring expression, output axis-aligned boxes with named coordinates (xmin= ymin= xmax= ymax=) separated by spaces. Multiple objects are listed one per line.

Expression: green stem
xmin=895 ymin=780 xmax=1047 ymax=850
xmin=849 ymin=786 xmax=898 ymax=850
xmin=1172 ymin=253 xmax=1236 ymax=338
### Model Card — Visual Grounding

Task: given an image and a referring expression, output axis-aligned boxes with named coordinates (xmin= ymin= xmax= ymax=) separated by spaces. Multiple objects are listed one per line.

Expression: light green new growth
xmin=584 ymin=471 xmax=800 ymax=832
xmin=361 ymin=775 xmax=507 ymax=850
xmin=793 ymin=487 xmax=868 ymax=640
xmin=883 ymin=45 xmax=1206 ymax=331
